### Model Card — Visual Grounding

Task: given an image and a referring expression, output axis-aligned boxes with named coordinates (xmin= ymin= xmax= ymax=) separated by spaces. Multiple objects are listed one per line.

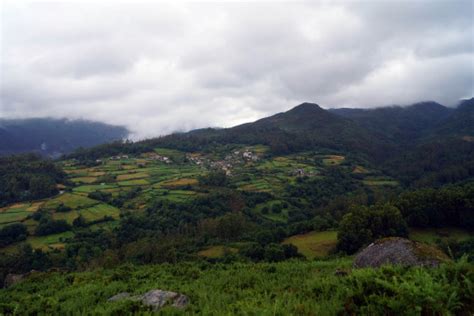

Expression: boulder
xmin=108 ymin=292 xmax=131 ymax=302
xmin=108 ymin=289 xmax=189 ymax=311
xmin=353 ymin=237 xmax=450 ymax=268
xmin=140 ymin=290 xmax=189 ymax=310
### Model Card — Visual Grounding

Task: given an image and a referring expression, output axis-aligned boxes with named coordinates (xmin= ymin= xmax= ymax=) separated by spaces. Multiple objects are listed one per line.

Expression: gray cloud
xmin=1 ymin=0 xmax=473 ymax=139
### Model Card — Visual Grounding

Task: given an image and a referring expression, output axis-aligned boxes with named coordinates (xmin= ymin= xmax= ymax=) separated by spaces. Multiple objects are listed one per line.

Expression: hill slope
xmin=329 ymin=101 xmax=453 ymax=144
xmin=153 ymin=103 xmax=393 ymax=160
xmin=0 ymin=118 xmax=128 ymax=157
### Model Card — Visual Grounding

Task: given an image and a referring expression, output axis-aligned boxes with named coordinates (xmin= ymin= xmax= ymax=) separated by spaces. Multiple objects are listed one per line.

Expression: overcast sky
xmin=1 ymin=0 xmax=473 ymax=139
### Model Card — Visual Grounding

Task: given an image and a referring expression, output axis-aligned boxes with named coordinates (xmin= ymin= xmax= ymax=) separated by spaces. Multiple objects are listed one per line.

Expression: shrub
xmin=35 ymin=219 xmax=71 ymax=236
xmin=0 ymin=223 xmax=28 ymax=247
xmin=337 ymin=203 xmax=408 ymax=254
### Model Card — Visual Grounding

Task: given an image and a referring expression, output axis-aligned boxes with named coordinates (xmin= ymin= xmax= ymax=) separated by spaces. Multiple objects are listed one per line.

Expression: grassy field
xmin=116 ymin=172 xmax=149 ymax=181
xmin=23 ymin=231 xmax=74 ymax=251
xmin=1 ymin=258 xmax=472 ymax=315
xmin=70 ymin=176 xmax=98 ymax=184
xmin=409 ymin=227 xmax=473 ymax=244
xmin=197 ymin=246 xmax=238 ymax=258
xmin=42 ymin=193 xmax=98 ymax=210
xmin=283 ymin=231 xmax=338 ymax=259
xmin=321 ymin=155 xmax=345 ymax=166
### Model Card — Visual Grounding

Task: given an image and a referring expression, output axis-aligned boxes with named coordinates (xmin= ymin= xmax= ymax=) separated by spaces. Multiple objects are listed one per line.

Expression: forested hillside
xmin=0 ymin=100 xmax=473 ymax=314
xmin=0 ymin=118 xmax=128 ymax=157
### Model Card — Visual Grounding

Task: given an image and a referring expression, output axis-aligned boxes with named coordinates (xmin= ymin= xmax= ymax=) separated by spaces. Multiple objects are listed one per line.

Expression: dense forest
xmin=0 ymin=154 xmax=66 ymax=207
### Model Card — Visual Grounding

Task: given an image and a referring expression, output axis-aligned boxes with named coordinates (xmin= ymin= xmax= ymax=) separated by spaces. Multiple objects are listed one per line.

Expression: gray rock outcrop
xmin=353 ymin=237 xmax=450 ymax=268
xmin=108 ymin=289 xmax=189 ymax=311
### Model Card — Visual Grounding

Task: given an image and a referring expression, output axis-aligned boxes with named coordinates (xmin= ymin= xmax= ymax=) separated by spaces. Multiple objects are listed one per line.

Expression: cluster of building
xmin=147 ymin=154 xmax=172 ymax=163
xmin=186 ymin=149 xmax=260 ymax=176
xmin=108 ymin=155 xmax=129 ymax=160
xmin=186 ymin=154 xmax=205 ymax=166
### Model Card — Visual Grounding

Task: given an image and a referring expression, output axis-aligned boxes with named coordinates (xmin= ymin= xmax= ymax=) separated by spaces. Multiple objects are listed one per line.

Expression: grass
xmin=160 ymin=178 xmax=198 ymax=187
xmin=70 ymin=177 xmax=98 ymax=184
xmin=0 ymin=210 xmax=30 ymax=225
xmin=352 ymin=165 xmax=369 ymax=174
xmin=80 ymin=204 xmax=120 ymax=221
xmin=52 ymin=211 xmax=81 ymax=224
xmin=197 ymin=246 xmax=238 ymax=258
xmin=1 ymin=231 xmax=74 ymax=253
xmin=117 ymin=179 xmax=149 ymax=186
xmin=0 ymin=258 xmax=472 ymax=315
xmin=409 ymin=227 xmax=473 ymax=244
xmin=73 ymin=184 xmax=118 ymax=193
xmin=116 ymin=173 xmax=149 ymax=181
xmin=363 ymin=180 xmax=399 ymax=186
xmin=24 ymin=231 xmax=74 ymax=251
xmin=42 ymin=193 xmax=98 ymax=210
xmin=321 ymin=155 xmax=345 ymax=166
xmin=283 ymin=231 xmax=338 ymax=259
xmin=254 ymin=200 xmax=288 ymax=223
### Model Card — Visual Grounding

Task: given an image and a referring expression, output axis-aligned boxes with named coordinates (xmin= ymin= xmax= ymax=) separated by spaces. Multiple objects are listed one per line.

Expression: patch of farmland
xmin=160 ymin=178 xmax=198 ymax=188
xmin=362 ymin=177 xmax=398 ymax=186
xmin=52 ymin=210 xmax=80 ymax=224
xmin=0 ymin=202 xmax=42 ymax=226
xmin=282 ymin=231 xmax=338 ymax=259
xmin=25 ymin=231 xmax=74 ymax=251
xmin=73 ymin=184 xmax=118 ymax=194
xmin=0 ymin=210 xmax=30 ymax=225
xmin=80 ymin=204 xmax=120 ymax=221
xmin=70 ymin=176 xmax=98 ymax=184
xmin=239 ymin=180 xmax=272 ymax=193
xmin=409 ymin=227 xmax=473 ymax=244
xmin=352 ymin=165 xmax=370 ymax=174
xmin=64 ymin=168 xmax=89 ymax=176
xmin=254 ymin=200 xmax=289 ymax=222
xmin=42 ymin=193 xmax=98 ymax=210
xmin=117 ymin=179 xmax=149 ymax=186
xmin=88 ymin=171 xmax=106 ymax=177
xmin=321 ymin=155 xmax=345 ymax=166
xmin=157 ymin=190 xmax=198 ymax=203
xmin=154 ymin=148 xmax=186 ymax=161
xmin=198 ymin=246 xmax=238 ymax=258
xmin=116 ymin=172 xmax=149 ymax=181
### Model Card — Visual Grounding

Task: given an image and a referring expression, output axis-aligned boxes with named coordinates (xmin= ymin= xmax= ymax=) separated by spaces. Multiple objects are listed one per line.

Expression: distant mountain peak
xmin=288 ymin=102 xmax=324 ymax=114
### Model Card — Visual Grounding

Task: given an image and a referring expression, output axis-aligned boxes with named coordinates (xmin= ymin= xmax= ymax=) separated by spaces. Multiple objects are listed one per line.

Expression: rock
xmin=353 ymin=237 xmax=450 ymax=268
xmin=334 ymin=269 xmax=348 ymax=277
xmin=4 ymin=273 xmax=25 ymax=288
xmin=108 ymin=289 xmax=189 ymax=311
xmin=108 ymin=292 xmax=131 ymax=302
xmin=140 ymin=290 xmax=189 ymax=310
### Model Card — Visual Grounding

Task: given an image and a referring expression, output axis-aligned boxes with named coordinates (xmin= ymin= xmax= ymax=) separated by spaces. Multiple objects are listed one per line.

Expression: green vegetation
xmin=409 ymin=227 xmax=473 ymax=244
xmin=283 ymin=231 xmax=337 ymax=259
xmin=1 ymin=258 xmax=473 ymax=315
xmin=198 ymin=245 xmax=238 ymax=258
xmin=0 ymin=154 xmax=66 ymax=207
xmin=0 ymin=100 xmax=473 ymax=313
xmin=337 ymin=204 xmax=408 ymax=254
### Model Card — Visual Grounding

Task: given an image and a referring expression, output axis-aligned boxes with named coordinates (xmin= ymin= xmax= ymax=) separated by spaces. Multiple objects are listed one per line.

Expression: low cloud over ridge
xmin=1 ymin=1 xmax=473 ymax=139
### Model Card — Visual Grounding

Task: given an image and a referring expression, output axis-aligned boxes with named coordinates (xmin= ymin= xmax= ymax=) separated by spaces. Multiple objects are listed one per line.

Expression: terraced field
xmin=0 ymin=146 xmax=398 ymax=252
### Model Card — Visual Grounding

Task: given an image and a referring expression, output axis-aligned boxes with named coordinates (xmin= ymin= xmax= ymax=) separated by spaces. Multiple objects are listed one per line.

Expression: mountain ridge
xmin=0 ymin=118 xmax=128 ymax=157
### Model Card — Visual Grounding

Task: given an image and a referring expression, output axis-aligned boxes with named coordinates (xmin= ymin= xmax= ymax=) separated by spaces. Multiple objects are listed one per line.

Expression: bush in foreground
xmin=0 ymin=258 xmax=472 ymax=315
